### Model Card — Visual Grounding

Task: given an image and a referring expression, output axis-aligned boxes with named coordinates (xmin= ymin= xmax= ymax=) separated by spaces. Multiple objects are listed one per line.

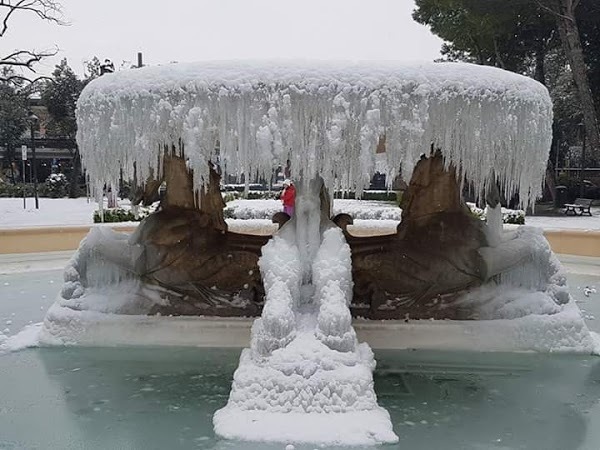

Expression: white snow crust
xmin=77 ymin=60 xmax=552 ymax=208
xmin=0 ymin=322 xmax=43 ymax=352
xmin=214 ymin=225 xmax=398 ymax=446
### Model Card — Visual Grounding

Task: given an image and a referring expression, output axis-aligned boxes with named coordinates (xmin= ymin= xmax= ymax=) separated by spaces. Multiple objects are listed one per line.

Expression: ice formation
xmin=214 ymin=222 xmax=398 ymax=446
xmin=29 ymin=58 xmax=593 ymax=446
xmin=77 ymin=60 xmax=552 ymax=208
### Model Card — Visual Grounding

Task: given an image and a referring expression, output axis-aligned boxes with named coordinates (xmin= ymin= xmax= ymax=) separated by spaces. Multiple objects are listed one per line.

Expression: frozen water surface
xmin=0 ymin=270 xmax=60 ymax=336
xmin=1 ymin=347 xmax=599 ymax=450
xmin=1 ymin=268 xmax=600 ymax=449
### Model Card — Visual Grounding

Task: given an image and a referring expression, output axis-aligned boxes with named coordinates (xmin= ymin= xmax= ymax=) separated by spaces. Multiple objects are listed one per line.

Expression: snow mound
xmin=77 ymin=60 xmax=552 ymax=208
xmin=213 ymin=343 xmax=396 ymax=446
xmin=475 ymin=301 xmax=597 ymax=353
xmin=0 ymin=323 xmax=43 ymax=353
xmin=54 ymin=227 xmax=167 ymax=315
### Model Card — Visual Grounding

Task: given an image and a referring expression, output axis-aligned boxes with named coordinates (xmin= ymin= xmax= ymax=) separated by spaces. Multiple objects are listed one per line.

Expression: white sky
xmin=6 ymin=0 xmax=443 ymax=77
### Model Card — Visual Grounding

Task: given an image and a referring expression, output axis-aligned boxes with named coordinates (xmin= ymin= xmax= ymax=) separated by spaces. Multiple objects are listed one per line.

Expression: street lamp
xmin=27 ymin=111 xmax=39 ymax=209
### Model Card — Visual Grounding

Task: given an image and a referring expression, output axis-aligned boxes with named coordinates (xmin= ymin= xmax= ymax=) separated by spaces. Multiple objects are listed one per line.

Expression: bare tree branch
xmin=0 ymin=0 xmax=66 ymax=37
xmin=0 ymin=72 xmax=50 ymax=85
xmin=0 ymin=47 xmax=58 ymax=72
xmin=534 ymin=0 xmax=575 ymax=22
xmin=0 ymin=1 xmax=65 ymax=85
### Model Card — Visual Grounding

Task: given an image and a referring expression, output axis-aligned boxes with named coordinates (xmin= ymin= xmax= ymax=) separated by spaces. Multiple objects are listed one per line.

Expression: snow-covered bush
xmin=93 ymin=204 xmax=155 ymax=223
xmin=0 ymin=182 xmax=35 ymax=197
xmin=222 ymin=192 xmax=240 ymax=203
xmin=503 ymin=209 xmax=525 ymax=225
xmin=467 ymin=203 xmax=525 ymax=225
xmin=43 ymin=173 xmax=69 ymax=198
xmin=333 ymin=191 xmax=399 ymax=202
xmin=222 ymin=190 xmax=280 ymax=203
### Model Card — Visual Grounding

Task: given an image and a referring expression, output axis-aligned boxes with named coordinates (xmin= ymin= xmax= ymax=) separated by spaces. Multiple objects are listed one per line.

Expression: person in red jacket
xmin=281 ymin=179 xmax=296 ymax=217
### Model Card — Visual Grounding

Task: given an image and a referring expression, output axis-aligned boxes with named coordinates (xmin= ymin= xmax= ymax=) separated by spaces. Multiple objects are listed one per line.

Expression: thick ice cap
xmin=76 ymin=60 xmax=553 ymax=208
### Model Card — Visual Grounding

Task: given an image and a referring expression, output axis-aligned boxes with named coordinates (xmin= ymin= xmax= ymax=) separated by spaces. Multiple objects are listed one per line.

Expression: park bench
xmin=564 ymin=198 xmax=594 ymax=216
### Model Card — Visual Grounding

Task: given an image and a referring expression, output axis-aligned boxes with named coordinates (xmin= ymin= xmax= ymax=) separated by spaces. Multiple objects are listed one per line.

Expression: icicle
xmin=76 ymin=61 xmax=552 ymax=208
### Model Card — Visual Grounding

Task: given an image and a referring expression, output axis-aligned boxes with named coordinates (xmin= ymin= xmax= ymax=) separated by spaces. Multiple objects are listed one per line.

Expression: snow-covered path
xmin=2 ymin=197 xmax=600 ymax=231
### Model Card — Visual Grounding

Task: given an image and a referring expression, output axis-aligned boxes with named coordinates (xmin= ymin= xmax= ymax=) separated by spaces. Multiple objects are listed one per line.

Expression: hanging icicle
xmin=76 ymin=60 xmax=553 ymax=208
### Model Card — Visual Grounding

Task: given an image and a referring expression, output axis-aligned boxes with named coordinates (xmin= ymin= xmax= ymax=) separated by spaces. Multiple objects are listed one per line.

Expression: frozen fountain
xmin=32 ymin=61 xmax=599 ymax=445
xmin=215 ymin=179 xmax=397 ymax=445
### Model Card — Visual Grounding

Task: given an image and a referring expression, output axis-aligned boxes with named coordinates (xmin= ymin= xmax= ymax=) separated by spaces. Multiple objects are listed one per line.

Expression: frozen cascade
xmin=214 ymin=191 xmax=398 ymax=445
xmin=485 ymin=204 xmax=503 ymax=248
xmin=76 ymin=61 xmax=552 ymax=209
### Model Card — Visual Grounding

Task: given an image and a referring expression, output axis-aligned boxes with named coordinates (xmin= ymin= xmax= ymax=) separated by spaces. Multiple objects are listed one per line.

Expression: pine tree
xmin=413 ymin=0 xmax=600 ymax=159
xmin=41 ymin=59 xmax=84 ymax=196
xmin=0 ymin=68 xmax=28 ymax=182
xmin=42 ymin=59 xmax=83 ymax=138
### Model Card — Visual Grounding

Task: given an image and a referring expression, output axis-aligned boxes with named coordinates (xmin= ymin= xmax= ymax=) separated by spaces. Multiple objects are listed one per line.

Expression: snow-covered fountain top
xmin=77 ymin=60 xmax=552 ymax=207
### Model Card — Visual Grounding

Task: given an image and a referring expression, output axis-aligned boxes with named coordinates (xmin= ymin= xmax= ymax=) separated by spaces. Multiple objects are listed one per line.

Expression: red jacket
xmin=281 ymin=184 xmax=296 ymax=207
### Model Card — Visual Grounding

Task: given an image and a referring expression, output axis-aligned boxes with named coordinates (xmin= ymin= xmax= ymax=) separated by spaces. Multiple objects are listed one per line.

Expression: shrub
xmin=93 ymin=204 xmax=156 ymax=223
xmin=222 ymin=192 xmax=240 ymax=203
xmin=94 ymin=208 xmax=138 ymax=223
xmin=0 ymin=182 xmax=36 ymax=197
xmin=503 ymin=210 xmax=525 ymax=225
xmin=222 ymin=189 xmax=400 ymax=202
xmin=222 ymin=191 xmax=279 ymax=202
xmin=466 ymin=203 xmax=525 ymax=224
xmin=332 ymin=191 xmax=398 ymax=201
xmin=43 ymin=173 xmax=69 ymax=198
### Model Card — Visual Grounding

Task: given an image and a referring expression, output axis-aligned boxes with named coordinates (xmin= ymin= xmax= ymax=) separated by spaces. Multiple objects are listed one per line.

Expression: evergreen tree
xmin=413 ymin=0 xmax=600 ymax=160
xmin=83 ymin=56 xmax=102 ymax=82
xmin=41 ymin=59 xmax=84 ymax=196
xmin=41 ymin=59 xmax=83 ymax=138
xmin=0 ymin=68 xmax=28 ymax=182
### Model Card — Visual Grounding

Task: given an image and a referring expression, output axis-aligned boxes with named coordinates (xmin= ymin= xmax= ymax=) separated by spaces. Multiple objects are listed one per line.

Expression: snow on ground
xmin=333 ymin=200 xmax=402 ymax=220
xmin=0 ymin=197 xmax=98 ymax=228
xmin=225 ymin=198 xmax=402 ymax=220
xmin=525 ymin=210 xmax=600 ymax=230
xmin=1 ymin=197 xmax=600 ymax=231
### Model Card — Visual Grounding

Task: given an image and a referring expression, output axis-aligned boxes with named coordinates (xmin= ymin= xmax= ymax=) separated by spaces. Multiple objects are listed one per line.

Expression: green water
xmin=1 ymin=269 xmax=600 ymax=449
xmin=0 ymin=347 xmax=599 ymax=450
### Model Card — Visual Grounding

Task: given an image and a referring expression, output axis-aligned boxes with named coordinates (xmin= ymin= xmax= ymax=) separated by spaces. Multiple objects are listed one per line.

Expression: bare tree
xmin=0 ymin=0 xmax=66 ymax=83
xmin=537 ymin=0 xmax=600 ymax=159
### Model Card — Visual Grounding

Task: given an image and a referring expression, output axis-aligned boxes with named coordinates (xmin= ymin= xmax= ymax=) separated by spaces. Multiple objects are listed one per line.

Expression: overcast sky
xmin=6 ymin=0 xmax=443 ymax=77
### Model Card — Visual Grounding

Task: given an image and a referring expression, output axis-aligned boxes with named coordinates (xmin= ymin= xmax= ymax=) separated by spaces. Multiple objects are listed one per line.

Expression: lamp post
xmin=27 ymin=111 xmax=39 ymax=209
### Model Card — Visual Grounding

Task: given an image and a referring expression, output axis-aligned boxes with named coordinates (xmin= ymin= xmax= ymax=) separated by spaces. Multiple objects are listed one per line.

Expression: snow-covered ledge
xmin=35 ymin=303 xmax=598 ymax=355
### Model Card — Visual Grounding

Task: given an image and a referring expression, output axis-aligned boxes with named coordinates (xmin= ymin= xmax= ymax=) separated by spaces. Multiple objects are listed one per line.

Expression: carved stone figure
xmin=107 ymin=153 xmax=270 ymax=317
xmin=338 ymin=150 xmax=488 ymax=319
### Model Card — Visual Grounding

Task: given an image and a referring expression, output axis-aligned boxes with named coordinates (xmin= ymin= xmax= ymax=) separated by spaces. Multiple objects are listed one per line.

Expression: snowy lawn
xmin=1 ymin=197 xmax=600 ymax=231
xmin=0 ymin=198 xmax=98 ymax=228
